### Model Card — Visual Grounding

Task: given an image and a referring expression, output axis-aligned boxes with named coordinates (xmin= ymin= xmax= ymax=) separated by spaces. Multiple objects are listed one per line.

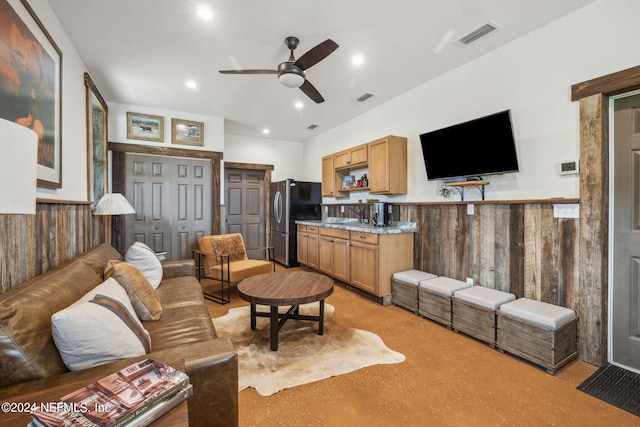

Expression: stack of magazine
xmin=30 ymin=359 xmax=192 ymax=427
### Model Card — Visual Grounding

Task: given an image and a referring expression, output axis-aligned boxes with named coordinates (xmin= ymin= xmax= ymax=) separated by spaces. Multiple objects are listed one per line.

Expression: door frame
xmin=608 ymin=89 xmax=640 ymax=373
xmin=109 ymin=142 xmax=223 ymax=244
xmin=572 ymin=65 xmax=640 ymax=367
xmin=223 ymin=162 xmax=274 ymax=248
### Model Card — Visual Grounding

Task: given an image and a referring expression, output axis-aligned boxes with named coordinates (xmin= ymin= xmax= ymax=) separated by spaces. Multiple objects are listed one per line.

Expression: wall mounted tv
xmin=419 ymin=110 xmax=519 ymax=181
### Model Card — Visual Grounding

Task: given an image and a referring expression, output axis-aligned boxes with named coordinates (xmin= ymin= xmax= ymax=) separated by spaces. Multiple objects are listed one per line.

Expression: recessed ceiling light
xmin=294 ymin=101 xmax=304 ymax=109
xmin=352 ymin=55 xmax=364 ymax=66
xmin=262 ymin=128 xmax=270 ymax=135
xmin=186 ymin=80 xmax=197 ymax=89
xmin=197 ymin=6 xmax=213 ymax=20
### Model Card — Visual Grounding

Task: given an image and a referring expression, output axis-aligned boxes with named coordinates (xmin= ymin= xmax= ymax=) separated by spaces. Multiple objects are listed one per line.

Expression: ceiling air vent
xmin=354 ymin=92 xmax=375 ymax=103
xmin=307 ymin=124 xmax=318 ymax=130
xmin=454 ymin=21 xmax=500 ymax=47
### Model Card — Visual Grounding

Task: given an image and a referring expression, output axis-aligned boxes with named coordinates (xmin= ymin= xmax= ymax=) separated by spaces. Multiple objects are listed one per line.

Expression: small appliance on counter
xmin=372 ymin=202 xmax=390 ymax=227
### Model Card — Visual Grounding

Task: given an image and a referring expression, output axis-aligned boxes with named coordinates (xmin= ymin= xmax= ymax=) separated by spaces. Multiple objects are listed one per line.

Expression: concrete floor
xmin=206 ymin=269 xmax=638 ymax=427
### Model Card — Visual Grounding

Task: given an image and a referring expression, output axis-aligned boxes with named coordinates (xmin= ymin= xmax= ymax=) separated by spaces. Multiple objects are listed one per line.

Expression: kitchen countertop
xmin=295 ymin=218 xmax=416 ymax=234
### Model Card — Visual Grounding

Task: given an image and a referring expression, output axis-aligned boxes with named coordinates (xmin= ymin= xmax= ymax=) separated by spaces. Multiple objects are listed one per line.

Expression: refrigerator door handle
xmin=274 ymin=190 xmax=282 ymax=224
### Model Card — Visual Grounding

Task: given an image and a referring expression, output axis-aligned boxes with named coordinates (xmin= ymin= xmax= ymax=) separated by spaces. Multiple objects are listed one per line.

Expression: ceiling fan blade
xmin=300 ymin=80 xmax=325 ymax=104
xmin=294 ymin=39 xmax=339 ymax=71
xmin=218 ymin=69 xmax=277 ymax=74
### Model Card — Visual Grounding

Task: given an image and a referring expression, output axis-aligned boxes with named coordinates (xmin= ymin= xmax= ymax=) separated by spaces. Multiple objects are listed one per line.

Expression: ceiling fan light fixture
xmin=278 ymin=72 xmax=305 ymax=88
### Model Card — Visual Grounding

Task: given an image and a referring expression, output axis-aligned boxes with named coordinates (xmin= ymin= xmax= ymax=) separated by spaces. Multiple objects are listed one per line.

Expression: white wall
xmin=108 ymin=102 xmax=224 ymax=152
xmin=303 ymin=0 xmax=640 ymax=203
xmin=27 ymin=0 xmax=90 ymax=201
xmin=223 ymin=134 xmax=304 ymax=182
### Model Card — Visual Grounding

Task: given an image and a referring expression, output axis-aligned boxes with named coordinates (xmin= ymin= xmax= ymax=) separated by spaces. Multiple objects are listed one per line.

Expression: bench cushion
xmin=453 ymin=286 xmax=515 ymax=310
xmin=419 ymin=277 xmax=470 ymax=296
xmin=499 ymin=298 xmax=576 ymax=328
xmin=392 ymin=269 xmax=437 ymax=285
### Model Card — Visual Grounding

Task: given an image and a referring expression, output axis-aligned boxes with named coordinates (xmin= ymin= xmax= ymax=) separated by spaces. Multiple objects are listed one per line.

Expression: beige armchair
xmin=195 ymin=233 xmax=274 ymax=303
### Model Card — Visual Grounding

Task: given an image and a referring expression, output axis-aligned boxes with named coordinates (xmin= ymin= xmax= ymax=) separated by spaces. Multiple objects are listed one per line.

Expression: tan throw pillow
xmin=104 ymin=260 xmax=163 ymax=321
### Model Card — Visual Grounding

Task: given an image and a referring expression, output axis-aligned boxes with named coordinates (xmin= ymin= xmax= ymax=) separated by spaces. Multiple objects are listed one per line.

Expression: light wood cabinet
xmin=318 ymin=228 xmax=350 ymax=283
xmin=368 ymin=136 xmax=407 ymax=194
xmin=306 ymin=226 xmax=319 ymax=269
xmin=322 ymin=136 xmax=407 ymax=198
xmin=308 ymin=224 xmax=414 ymax=303
xmin=349 ymin=230 xmax=413 ymax=298
xmin=334 ymin=144 xmax=368 ymax=169
xmin=297 ymin=225 xmax=319 ymax=269
xmin=297 ymin=225 xmax=308 ymax=265
xmin=322 ymin=155 xmax=346 ymax=198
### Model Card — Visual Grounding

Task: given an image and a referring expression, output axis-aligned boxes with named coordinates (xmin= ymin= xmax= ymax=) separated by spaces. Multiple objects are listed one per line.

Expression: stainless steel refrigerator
xmin=270 ymin=179 xmax=322 ymax=267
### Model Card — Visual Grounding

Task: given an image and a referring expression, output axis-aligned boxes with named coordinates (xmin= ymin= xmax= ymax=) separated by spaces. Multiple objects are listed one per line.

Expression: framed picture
xmin=0 ymin=0 xmax=63 ymax=188
xmin=85 ymin=73 xmax=108 ymax=206
xmin=171 ymin=118 xmax=204 ymax=146
xmin=342 ymin=175 xmax=355 ymax=189
xmin=127 ymin=112 xmax=164 ymax=142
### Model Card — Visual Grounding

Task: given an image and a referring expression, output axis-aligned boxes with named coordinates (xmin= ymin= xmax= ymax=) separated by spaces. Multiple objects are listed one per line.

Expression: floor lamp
xmin=93 ymin=193 xmax=136 ymax=253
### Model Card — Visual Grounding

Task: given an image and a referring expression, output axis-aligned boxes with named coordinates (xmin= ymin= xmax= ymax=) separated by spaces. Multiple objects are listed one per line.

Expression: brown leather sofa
xmin=0 ymin=244 xmax=238 ymax=426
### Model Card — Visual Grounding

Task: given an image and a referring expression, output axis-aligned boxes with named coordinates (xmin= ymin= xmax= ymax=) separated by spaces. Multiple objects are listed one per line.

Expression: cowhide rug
xmin=212 ymin=303 xmax=405 ymax=396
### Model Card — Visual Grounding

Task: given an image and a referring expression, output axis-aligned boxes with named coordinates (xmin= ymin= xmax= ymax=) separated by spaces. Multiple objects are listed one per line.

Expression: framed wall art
xmin=127 ymin=112 xmax=164 ymax=142
xmin=0 ymin=0 xmax=63 ymax=188
xmin=84 ymin=73 xmax=108 ymax=206
xmin=171 ymin=118 xmax=204 ymax=146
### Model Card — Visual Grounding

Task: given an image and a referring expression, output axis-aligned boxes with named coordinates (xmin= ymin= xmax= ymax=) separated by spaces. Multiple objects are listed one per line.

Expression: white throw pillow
xmin=51 ymin=278 xmax=152 ymax=371
xmin=125 ymin=241 xmax=163 ymax=288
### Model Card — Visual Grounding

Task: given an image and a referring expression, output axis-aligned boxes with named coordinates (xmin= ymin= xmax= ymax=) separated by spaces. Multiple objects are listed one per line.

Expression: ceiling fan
xmin=219 ymin=36 xmax=339 ymax=104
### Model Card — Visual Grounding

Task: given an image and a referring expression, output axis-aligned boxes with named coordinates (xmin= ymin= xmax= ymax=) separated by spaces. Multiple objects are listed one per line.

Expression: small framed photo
xmin=127 ymin=112 xmax=164 ymax=142
xmin=172 ymin=118 xmax=204 ymax=146
xmin=342 ymin=175 xmax=355 ymax=189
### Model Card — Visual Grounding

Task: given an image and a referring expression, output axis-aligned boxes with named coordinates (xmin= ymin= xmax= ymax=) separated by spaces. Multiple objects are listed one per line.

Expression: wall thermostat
xmin=560 ymin=159 xmax=579 ymax=175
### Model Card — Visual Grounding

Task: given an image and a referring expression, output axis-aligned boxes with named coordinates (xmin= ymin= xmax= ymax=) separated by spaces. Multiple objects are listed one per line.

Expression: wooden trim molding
xmin=571 ymin=64 xmax=640 ymax=101
xmin=108 ymin=141 xmax=223 ymax=160
xmin=224 ymin=161 xmax=274 ymax=171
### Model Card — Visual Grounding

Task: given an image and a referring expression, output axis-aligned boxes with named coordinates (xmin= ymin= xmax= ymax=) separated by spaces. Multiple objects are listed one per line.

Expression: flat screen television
xmin=419 ymin=110 xmax=519 ymax=181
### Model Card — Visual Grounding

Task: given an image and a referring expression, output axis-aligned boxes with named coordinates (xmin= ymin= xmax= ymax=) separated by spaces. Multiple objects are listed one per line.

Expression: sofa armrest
xmin=0 ymin=337 xmax=238 ymax=427
xmin=162 ymin=259 xmax=195 ymax=279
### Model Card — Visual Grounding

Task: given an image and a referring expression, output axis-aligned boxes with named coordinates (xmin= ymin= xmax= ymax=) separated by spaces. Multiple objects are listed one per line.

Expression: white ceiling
xmin=49 ymin=0 xmax=596 ymax=142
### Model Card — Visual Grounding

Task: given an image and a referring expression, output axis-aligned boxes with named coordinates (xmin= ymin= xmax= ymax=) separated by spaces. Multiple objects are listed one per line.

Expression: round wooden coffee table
xmin=237 ymin=271 xmax=334 ymax=351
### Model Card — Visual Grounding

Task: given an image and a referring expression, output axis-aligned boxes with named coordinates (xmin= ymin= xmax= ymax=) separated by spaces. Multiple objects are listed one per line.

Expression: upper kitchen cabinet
xmin=322 ymin=154 xmax=343 ymax=198
xmin=321 ymin=135 xmax=407 ymax=197
xmin=334 ymin=144 xmax=368 ymax=170
xmin=368 ymin=136 xmax=407 ymax=194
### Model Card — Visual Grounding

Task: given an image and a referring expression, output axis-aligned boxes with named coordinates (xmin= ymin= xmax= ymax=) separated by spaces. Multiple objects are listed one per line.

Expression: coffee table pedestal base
xmin=250 ymin=300 xmax=326 ymax=351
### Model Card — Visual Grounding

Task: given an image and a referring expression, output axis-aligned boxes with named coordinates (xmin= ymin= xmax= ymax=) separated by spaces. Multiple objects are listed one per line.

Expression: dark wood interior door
xmin=125 ymin=154 xmax=211 ymax=260
xmin=225 ymin=168 xmax=265 ymax=259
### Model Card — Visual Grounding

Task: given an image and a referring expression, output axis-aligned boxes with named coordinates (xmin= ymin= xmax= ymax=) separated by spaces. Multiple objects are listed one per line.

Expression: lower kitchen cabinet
xmin=297 ymin=225 xmax=319 ymax=269
xmin=300 ymin=224 xmax=414 ymax=303
xmin=318 ymin=228 xmax=350 ymax=283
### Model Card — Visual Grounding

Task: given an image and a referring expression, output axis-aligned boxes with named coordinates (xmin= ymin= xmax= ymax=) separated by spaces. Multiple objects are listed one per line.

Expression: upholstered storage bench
xmin=497 ymin=298 xmax=577 ymax=374
xmin=452 ymin=286 xmax=516 ymax=347
xmin=391 ymin=270 xmax=437 ymax=313
xmin=418 ymin=277 xmax=471 ymax=327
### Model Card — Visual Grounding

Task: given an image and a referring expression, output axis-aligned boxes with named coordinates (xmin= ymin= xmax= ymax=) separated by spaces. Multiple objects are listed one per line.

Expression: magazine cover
xmin=31 ymin=359 xmax=190 ymax=427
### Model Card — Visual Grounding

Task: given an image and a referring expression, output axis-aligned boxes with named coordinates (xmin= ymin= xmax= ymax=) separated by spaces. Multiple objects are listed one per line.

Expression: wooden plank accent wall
xmin=578 ymin=93 xmax=609 ymax=366
xmin=324 ymin=202 xmax=578 ymax=312
xmin=0 ymin=202 xmax=106 ymax=293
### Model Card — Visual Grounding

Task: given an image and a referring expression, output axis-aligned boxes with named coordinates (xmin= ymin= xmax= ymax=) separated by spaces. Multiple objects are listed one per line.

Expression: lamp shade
xmin=94 ymin=193 xmax=135 ymax=215
xmin=0 ymin=118 xmax=38 ymax=214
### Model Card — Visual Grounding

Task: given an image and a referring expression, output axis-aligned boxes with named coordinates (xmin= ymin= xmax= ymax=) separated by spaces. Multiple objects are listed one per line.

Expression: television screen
xmin=419 ymin=110 xmax=519 ymax=181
